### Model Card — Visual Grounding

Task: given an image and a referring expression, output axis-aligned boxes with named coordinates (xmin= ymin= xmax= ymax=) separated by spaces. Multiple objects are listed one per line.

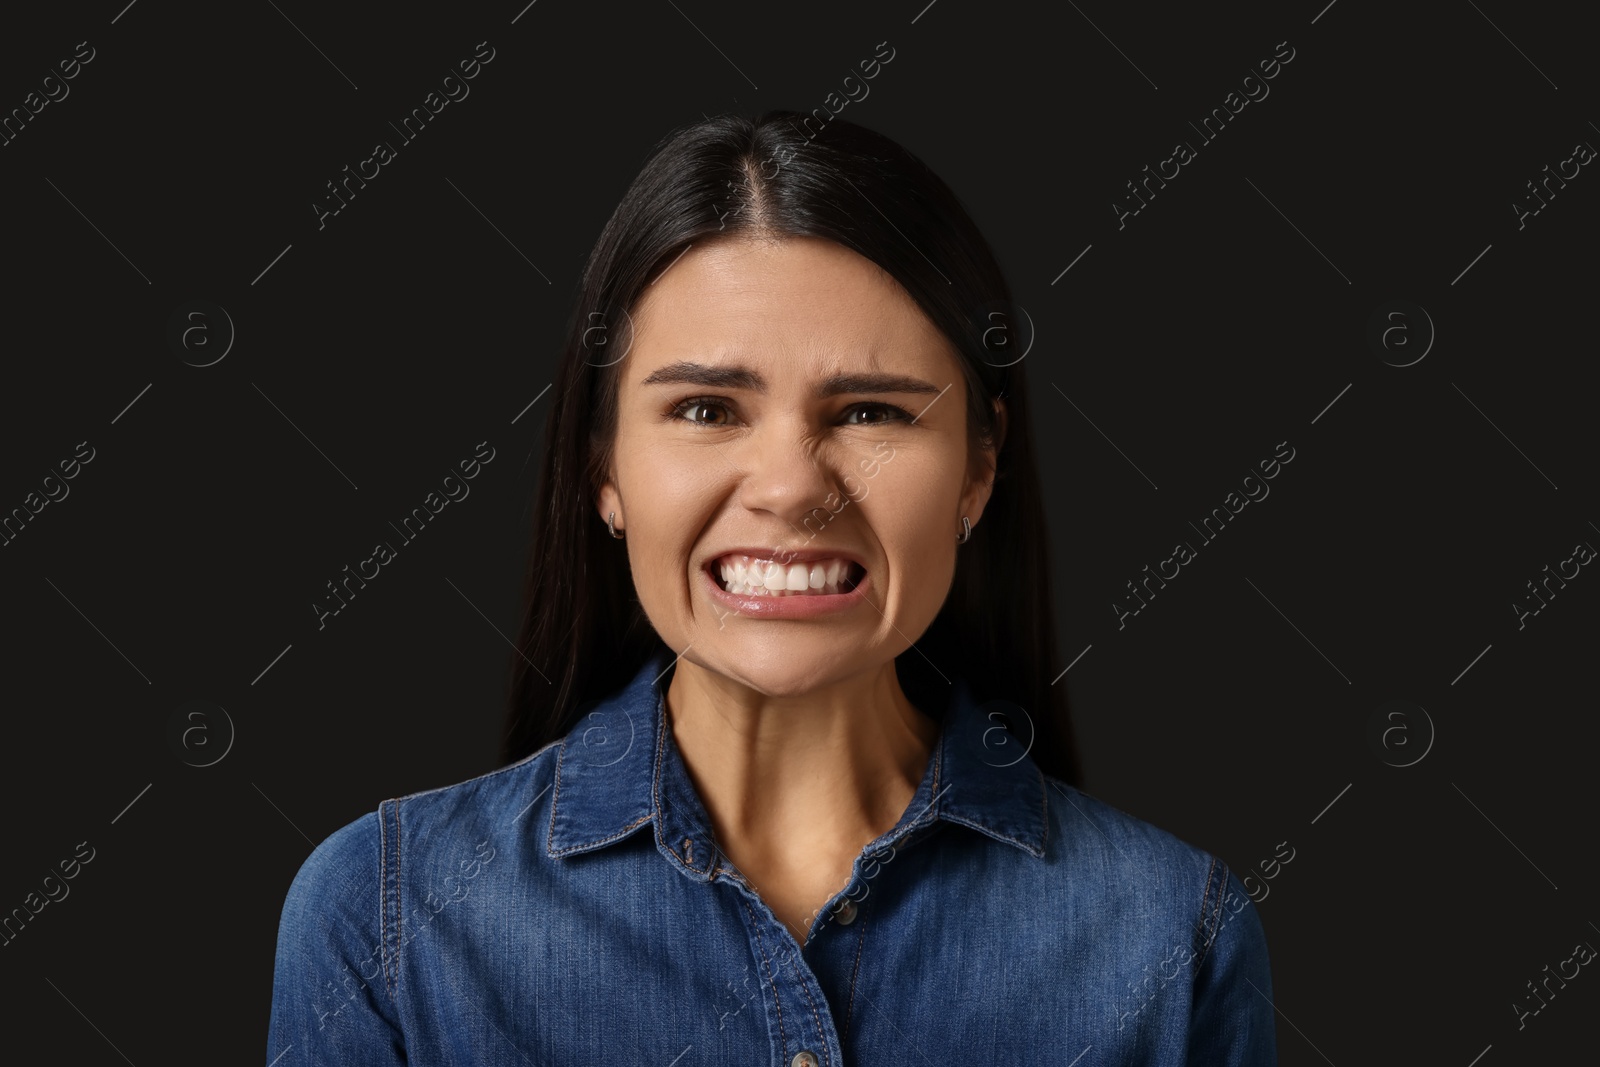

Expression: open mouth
xmin=708 ymin=554 xmax=865 ymax=597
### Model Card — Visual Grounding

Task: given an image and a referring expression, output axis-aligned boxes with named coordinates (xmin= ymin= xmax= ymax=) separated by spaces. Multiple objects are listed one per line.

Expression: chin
xmin=712 ymin=651 xmax=859 ymax=698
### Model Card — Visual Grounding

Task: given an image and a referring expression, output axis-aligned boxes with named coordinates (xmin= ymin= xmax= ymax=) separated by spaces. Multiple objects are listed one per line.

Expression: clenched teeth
xmin=715 ymin=554 xmax=863 ymax=596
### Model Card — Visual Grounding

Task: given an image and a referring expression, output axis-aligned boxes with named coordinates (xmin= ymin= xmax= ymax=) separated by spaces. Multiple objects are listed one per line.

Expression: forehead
xmin=626 ymin=236 xmax=953 ymax=376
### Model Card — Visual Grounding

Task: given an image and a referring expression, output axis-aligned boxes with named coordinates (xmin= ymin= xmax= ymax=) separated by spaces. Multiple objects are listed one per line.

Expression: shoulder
xmin=1038 ymin=777 xmax=1276 ymax=1057
xmin=1042 ymin=774 xmax=1219 ymax=881
xmin=284 ymin=739 xmax=563 ymax=915
xmin=270 ymin=743 xmax=566 ymax=1051
xmin=1040 ymin=774 xmax=1256 ymax=964
xmin=386 ymin=737 xmax=562 ymax=840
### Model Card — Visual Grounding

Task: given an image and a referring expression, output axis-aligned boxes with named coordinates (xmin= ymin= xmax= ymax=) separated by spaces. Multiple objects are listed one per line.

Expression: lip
xmin=702 ymin=559 xmax=872 ymax=619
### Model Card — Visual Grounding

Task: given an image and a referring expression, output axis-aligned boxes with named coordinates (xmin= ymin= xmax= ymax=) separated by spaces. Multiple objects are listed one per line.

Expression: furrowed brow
xmin=640 ymin=361 xmax=765 ymax=391
xmin=640 ymin=361 xmax=941 ymax=398
xmin=815 ymin=373 xmax=942 ymax=398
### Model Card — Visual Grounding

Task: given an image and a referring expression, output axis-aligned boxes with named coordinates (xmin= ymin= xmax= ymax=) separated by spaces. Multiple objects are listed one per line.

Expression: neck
xmin=664 ymin=656 xmax=941 ymax=873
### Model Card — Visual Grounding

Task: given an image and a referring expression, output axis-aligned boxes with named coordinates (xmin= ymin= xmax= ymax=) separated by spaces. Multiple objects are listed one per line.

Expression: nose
xmin=735 ymin=417 xmax=853 ymax=535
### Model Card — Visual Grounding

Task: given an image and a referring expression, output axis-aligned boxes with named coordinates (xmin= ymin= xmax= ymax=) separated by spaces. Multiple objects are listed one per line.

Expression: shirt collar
xmin=545 ymin=648 xmax=1048 ymax=869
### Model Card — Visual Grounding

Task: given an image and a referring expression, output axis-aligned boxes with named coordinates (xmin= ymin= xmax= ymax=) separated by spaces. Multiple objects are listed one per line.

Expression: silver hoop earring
xmin=607 ymin=512 xmax=625 ymax=540
xmin=956 ymin=516 xmax=971 ymax=544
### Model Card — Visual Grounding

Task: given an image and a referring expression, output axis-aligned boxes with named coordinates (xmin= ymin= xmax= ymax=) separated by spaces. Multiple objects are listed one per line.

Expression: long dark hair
xmin=502 ymin=110 xmax=1081 ymax=787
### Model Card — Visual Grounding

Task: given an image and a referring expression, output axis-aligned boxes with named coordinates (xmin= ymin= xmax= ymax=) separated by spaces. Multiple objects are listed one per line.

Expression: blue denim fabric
xmin=268 ymin=650 xmax=1277 ymax=1064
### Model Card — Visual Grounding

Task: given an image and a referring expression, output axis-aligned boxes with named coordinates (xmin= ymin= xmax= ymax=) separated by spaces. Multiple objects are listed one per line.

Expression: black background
xmin=1 ymin=0 xmax=1595 ymax=1062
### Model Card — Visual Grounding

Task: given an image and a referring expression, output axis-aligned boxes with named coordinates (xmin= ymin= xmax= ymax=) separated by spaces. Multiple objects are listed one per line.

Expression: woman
xmin=268 ymin=111 xmax=1277 ymax=1064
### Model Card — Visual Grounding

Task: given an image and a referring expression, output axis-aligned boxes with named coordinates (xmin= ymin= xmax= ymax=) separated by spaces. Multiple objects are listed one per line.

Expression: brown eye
xmin=670 ymin=398 xmax=735 ymax=425
xmin=842 ymin=403 xmax=912 ymax=425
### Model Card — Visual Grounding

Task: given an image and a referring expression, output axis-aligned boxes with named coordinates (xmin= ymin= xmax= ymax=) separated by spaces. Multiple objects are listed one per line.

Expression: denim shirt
xmin=268 ymin=650 xmax=1278 ymax=1064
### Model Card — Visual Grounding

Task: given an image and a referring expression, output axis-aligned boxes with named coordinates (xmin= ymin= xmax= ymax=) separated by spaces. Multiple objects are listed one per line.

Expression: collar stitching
xmin=940 ymin=812 xmax=1045 ymax=856
xmin=548 ymin=812 xmax=655 ymax=857
xmin=652 ymin=682 xmax=714 ymax=876
xmin=545 ymin=737 xmax=569 ymax=856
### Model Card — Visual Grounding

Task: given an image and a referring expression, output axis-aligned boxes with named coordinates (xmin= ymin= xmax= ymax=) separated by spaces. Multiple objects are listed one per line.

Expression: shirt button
xmin=791 ymin=1053 xmax=819 ymax=1067
xmin=834 ymin=899 xmax=858 ymax=925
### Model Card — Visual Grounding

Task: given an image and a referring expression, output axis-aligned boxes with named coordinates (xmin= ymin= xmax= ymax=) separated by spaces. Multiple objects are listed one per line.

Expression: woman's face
xmin=598 ymin=236 xmax=1000 ymax=696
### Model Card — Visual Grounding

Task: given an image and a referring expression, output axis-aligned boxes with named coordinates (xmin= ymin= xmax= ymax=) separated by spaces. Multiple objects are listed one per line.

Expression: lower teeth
xmin=727 ymin=584 xmax=848 ymax=597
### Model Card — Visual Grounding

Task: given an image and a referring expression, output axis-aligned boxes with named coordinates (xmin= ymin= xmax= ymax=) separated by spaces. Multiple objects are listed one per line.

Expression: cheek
xmin=616 ymin=424 xmax=707 ymax=514
xmin=861 ymin=450 xmax=960 ymax=574
xmin=615 ymin=436 xmax=724 ymax=596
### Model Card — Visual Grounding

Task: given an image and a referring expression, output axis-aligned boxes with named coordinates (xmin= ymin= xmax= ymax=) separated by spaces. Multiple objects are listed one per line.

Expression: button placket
xmin=735 ymin=893 xmax=843 ymax=1067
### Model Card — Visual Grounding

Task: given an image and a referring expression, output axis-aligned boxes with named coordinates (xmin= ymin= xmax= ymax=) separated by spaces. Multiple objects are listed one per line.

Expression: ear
xmin=958 ymin=397 xmax=1006 ymax=530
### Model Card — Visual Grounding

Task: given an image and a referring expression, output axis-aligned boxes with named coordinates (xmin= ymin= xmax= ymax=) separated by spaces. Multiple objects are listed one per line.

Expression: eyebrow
xmin=639 ymin=361 xmax=944 ymax=397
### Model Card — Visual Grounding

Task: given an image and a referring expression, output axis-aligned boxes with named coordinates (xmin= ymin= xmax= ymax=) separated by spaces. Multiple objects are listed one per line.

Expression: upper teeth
xmin=716 ymin=554 xmax=857 ymax=595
